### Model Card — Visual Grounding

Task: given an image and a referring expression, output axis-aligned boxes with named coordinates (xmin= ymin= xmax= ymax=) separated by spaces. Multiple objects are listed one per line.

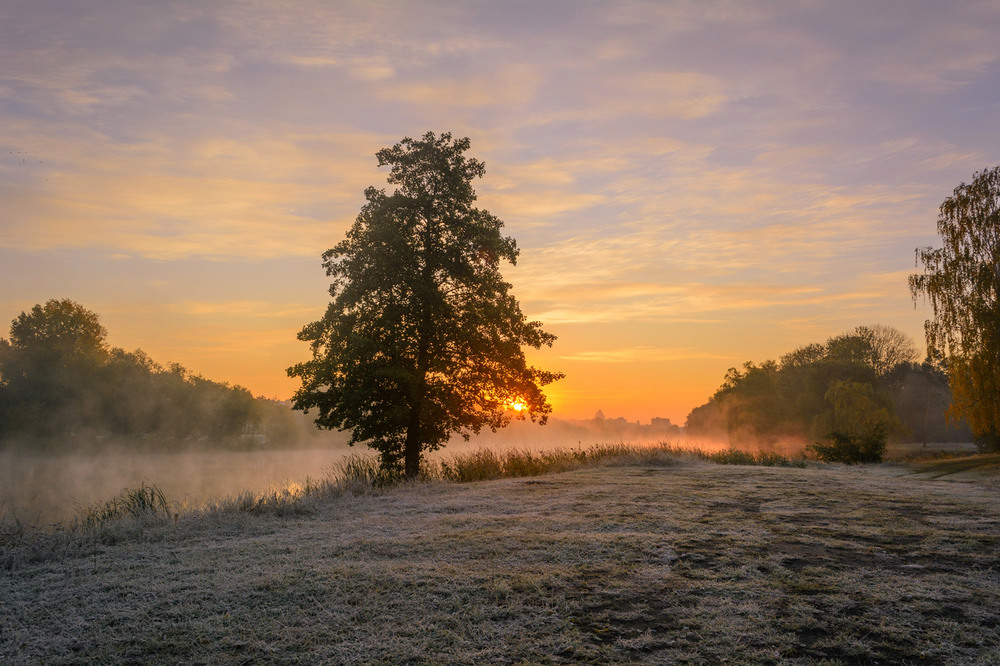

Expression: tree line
xmin=685 ymin=165 xmax=999 ymax=457
xmin=685 ymin=324 xmax=970 ymax=450
xmin=0 ymin=299 xmax=314 ymax=450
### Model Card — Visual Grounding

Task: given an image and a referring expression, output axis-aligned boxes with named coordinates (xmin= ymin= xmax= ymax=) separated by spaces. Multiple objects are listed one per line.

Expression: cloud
xmin=523 ymin=280 xmax=834 ymax=326
xmin=560 ymin=346 xmax=734 ymax=363
xmin=168 ymin=301 xmax=318 ymax=319
xmin=0 ymin=122 xmax=396 ymax=259
xmin=376 ymin=62 xmax=542 ymax=109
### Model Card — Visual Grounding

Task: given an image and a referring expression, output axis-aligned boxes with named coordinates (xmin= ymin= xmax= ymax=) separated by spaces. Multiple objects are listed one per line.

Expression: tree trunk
xmin=404 ymin=402 xmax=422 ymax=479
xmin=403 ymin=217 xmax=436 ymax=480
xmin=404 ymin=335 xmax=431 ymax=480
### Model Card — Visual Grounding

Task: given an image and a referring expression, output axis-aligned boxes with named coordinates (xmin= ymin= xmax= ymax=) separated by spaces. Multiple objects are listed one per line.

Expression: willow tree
xmin=288 ymin=132 xmax=563 ymax=477
xmin=910 ymin=166 xmax=1000 ymax=451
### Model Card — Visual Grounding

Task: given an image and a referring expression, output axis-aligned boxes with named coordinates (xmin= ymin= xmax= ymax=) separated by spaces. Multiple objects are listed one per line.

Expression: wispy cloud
xmin=1 ymin=0 xmax=997 ymax=418
xmin=560 ymin=346 xmax=734 ymax=363
xmin=169 ymin=301 xmax=317 ymax=319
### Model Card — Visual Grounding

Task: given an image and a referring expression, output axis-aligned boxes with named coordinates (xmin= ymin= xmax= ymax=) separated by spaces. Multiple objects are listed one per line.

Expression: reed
xmin=79 ymin=482 xmax=172 ymax=529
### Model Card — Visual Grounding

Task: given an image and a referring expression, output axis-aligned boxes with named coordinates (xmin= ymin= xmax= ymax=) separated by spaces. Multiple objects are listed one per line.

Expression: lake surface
xmin=0 ymin=416 xmax=662 ymax=524
xmin=0 ymin=446 xmax=357 ymax=525
xmin=0 ymin=424 xmax=601 ymax=524
xmin=7 ymin=426 xmax=956 ymax=526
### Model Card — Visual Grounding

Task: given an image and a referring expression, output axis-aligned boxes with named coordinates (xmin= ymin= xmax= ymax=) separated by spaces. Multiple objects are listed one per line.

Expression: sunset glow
xmin=507 ymin=399 xmax=528 ymax=413
xmin=2 ymin=1 xmax=998 ymax=425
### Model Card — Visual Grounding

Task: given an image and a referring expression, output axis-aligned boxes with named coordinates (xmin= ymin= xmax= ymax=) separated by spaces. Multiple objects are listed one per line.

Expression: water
xmin=0 ymin=446 xmax=352 ymax=525
xmin=0 ymin=418 xmax=682 ymax=525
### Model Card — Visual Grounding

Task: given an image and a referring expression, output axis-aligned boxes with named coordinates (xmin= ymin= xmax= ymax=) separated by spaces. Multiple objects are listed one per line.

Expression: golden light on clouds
xmin=2 ymin=0 xmax=998 ymax=423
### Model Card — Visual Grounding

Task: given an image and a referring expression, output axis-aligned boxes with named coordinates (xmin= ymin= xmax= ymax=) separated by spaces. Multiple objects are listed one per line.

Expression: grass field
xmin=2 ymin=451 xmax=1000 ymax=664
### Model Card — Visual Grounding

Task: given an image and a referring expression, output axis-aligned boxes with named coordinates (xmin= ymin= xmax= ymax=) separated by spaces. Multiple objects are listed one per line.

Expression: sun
xmin=507 ymin=398 xmax=527 ymax=413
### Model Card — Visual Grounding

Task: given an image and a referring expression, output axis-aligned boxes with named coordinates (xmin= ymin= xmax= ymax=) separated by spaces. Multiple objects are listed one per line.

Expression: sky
xmin=2 ymin=0 xmax=999 ymax=425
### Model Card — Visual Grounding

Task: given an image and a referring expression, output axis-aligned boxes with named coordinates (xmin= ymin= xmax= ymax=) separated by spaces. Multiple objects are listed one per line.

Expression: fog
xmin=0 ymin=415 xmax=694 ymax=525
xmin=0 ymin=446 xmax=348 ymax=525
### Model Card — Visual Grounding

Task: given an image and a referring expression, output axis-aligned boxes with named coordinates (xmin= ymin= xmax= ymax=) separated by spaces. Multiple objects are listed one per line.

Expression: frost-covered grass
xmin=2 ymin=448 xmax=999 ymax=664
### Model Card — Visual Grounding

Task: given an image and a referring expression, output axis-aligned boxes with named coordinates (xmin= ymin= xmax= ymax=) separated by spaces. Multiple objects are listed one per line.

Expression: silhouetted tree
xmin=813 ymin=379 xmax=899 ymax=443
xmin=859 ymin=324 xmax=918 ymax=378
xmin=713 ymin=361 xmax=790 ymax=444
xmin=910 ymin=166 xmax=1000 ymax=451
xmin=824 ymin=325 xmax=916 ymax=379
xmin=288 ymin=132 xmax=563 ymax=477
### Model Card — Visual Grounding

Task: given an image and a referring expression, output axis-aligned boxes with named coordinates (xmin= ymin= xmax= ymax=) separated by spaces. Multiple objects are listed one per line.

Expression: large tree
xmin=288 ymin=132 xmax=563 ymax=477
xmin=910 ymin=166 xmax=1000 ymax=451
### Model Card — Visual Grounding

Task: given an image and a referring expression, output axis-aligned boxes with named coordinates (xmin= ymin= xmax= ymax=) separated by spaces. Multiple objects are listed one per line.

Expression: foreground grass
xmin=3 ymin=449 xmax=999 ymax=664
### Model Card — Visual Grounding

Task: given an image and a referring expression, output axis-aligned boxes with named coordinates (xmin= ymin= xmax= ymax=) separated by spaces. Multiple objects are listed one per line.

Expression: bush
xmin=809 ymin=426 xmax=887 ymax=464
xmin=973 ymin=426 xmax=1000 ymax=453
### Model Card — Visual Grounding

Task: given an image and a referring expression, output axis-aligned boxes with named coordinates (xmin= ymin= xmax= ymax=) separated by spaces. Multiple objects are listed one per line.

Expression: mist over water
xmin=0 ymin=416 xmax=692 ymax=525
xmin=0 ymin=446 xmax=352 ymax=525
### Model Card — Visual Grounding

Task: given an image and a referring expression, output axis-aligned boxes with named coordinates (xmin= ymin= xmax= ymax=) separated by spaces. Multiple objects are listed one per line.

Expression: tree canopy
xmin=910 ymin=166 xmax=1000 ymax=451
xmin=684 ymin=325 xmax=964 ymax=447
xmin=0 ymin=299 xmax=305 ymax=448
xmin=288 ymin=131 xmax=563 ymax=477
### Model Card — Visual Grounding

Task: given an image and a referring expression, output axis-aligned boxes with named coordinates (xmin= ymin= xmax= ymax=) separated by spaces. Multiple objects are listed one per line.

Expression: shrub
xmin=973 ymin=426 xmax=1000 ymax=453
xmin=809 ymin=425 xmax=887 ymax=464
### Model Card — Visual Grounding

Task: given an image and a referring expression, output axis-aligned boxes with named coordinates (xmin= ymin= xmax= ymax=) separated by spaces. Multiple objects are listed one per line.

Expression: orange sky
xmin=2 ymin=1 xmax=998 ymax=424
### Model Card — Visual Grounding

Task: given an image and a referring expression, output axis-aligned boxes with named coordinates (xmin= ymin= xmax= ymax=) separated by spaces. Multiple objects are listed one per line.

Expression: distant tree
xmin=856 ymin=324 xmax=918 ymax=378
xmin=0 ymin=300 xmax=278 ymax=447
xmin=288 ymin=132 xmax=563 ymax=477
xmin=810 ymin=378 xmax=895 ymax=463
xmin=8 ymin=298 xmax=109 ymax=366
xmin=825 ymin=331 xmax=874 ymax=368
xmin=814 ymin=379 xmax=899 ymax=441
xmin=684 ymin=397 xmax=728 ymax=441
xmin=0 ymin=299 xmax=109 ymax=435
xmin=824 ymin=325 xmax=916 ymax=378
xmin=687 ymin=325 xmax=918 ymax=447
xmin=712 ymin=360 xmax=798 ymax=445
xmin=910 ymin=166 xmax=1000 ymax=451
xmin=885 ymin=358 xmax=971 ymax=444
xmin=779 ymin=343 xmax=827 ymax=370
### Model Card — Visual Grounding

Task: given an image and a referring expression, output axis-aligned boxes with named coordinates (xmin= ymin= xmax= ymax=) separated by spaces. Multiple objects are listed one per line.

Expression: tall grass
xmin=434 ymin=441 xmax=805 ymax=482
xmin=1 ymin=483 xmax=176 ymax=570
xmin=78 ymin=482 xmax=173 ymax=529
